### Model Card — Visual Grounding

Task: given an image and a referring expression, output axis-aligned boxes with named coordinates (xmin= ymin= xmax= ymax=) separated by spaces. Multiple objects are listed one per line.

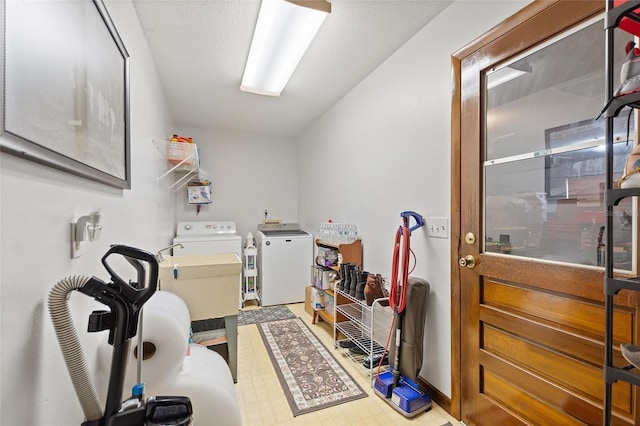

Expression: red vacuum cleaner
xmin=374 ymin=211 xmax=432 ymax=417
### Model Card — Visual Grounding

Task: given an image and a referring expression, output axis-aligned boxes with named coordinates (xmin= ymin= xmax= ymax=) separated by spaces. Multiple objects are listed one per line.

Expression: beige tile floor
xmin=235 ymin=302 xmax=460 ymax=426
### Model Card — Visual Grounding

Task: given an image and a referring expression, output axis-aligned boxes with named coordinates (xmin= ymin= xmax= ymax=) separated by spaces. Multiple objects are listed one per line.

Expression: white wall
xmin=0 ymin=1 xmax=177 ymax=424
xmin=173 ymin=126 xmax=298 ymax=242
xmin=0 ymin=1 xmax=539 ymax=422
xmin=297 ymin=0 xmax=532 ymax=398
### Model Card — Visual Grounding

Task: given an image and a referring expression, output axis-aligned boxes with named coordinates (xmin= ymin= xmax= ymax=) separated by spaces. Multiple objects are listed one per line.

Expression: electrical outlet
xmin=428 ymin=217 xmax=448 ymax=239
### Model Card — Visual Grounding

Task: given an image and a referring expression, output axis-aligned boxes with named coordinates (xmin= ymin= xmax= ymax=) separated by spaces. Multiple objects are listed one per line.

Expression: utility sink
xmin=159 ymin=254 xmax=241 ymax=280
xmin=159 ymin=254 xmax=242 ymax=320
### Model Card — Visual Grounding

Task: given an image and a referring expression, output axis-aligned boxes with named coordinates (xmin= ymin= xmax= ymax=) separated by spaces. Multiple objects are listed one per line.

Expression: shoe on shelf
xmin=355 ymin=271 xmax=369 ymax=301
xmin=349 ymin=344 xmax=366 ymax=356
xmin=615 ymin=41 xmax=640 ymax=98
xmin=621 ymin=343 xmax=640 ymax=369
xmin=338 ymin=263 xmax=351 ymax=292
xmin=364 ymin=273 xmax=385 ymax=306
xmin=363 ymin=353 xmax=389 ymax=368
xmin=338 ymin=340 xmax=354 ymax=349
xmin=349 ymin=268 xmax=359 ymax=298
xmin=343 ymin=264 xmax=354 ymax=294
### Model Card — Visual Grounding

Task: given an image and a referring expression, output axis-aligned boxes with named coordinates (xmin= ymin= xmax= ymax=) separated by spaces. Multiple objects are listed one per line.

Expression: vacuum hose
xmin=48 ymin=275 xmax=103 ymax=422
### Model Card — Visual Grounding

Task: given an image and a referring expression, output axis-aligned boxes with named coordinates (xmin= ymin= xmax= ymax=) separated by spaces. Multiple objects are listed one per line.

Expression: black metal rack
xmin=603 ymin=1 xmax=640 ymax=424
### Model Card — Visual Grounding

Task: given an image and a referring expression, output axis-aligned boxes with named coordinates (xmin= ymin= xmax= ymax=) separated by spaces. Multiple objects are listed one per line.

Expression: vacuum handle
xmin=400 ymin=211 xmax=425 ymax=233
xmin=124 ymin=256 xmax=146 ymax=290
xmin=101 ymin=245 xmax=159 ymax=307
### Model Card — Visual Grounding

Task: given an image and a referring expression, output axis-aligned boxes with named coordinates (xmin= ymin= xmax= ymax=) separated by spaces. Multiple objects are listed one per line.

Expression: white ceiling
xmin=132 ymin=0 xmax=452 ymax=138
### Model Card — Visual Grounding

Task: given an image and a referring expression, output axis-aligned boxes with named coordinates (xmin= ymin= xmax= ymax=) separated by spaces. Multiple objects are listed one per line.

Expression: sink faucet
xmin=156 ymin=243 xmax=184 ymax=263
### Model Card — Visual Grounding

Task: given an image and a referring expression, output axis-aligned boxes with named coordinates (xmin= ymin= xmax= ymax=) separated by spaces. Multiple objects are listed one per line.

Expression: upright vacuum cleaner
xmin=374 ymin=211 xmax=432 ymax=417
xmin=48 ymin=245 xmax=193 ymax=426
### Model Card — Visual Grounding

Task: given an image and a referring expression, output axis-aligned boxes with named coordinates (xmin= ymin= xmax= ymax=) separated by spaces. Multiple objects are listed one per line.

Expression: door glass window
xmin=484 ymin=17 xmax=635 ymax=271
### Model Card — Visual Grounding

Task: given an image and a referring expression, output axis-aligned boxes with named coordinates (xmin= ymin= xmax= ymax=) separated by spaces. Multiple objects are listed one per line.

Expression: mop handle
xmin=137 ymin=308 xmax=143 ymax=388
xmin=112 ymin=248 xmax=154 ymax=397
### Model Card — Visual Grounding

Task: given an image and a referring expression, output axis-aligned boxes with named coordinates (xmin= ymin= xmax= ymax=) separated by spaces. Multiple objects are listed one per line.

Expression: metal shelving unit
xmin=602 ymin=1 xmax=640 ymax=424
xmin=334 ymin=288 xmax=393 ymax=383
xmin=152 ymin=139 xmax=200 ymax=190
xmin=242 ymin=246 xmax=259 ymax=307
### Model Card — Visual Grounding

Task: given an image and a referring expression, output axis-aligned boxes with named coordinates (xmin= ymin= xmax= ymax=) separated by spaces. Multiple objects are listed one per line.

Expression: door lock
xmin=465 ymin=232 xmax=476 ymax=245
xmin=458 ymin=255 xmax=477 ymax=269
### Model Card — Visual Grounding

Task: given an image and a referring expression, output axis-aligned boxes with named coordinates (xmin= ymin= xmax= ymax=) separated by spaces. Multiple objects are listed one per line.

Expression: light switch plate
xmin=428 ymin=217 xmax=448 ymax=239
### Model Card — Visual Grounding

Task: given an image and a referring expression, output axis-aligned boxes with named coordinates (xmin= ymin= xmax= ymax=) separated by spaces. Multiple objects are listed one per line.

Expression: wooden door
xmin=452 ymin=2 xmax=640 ymax=425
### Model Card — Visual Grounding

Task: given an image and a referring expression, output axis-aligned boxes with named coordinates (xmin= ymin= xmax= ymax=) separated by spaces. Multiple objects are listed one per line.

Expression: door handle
xmin=458 ymin=255 xmax=477 ymax=269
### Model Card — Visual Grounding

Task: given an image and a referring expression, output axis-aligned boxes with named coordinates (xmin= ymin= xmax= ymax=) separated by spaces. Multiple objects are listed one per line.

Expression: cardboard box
xmin=305 ymin=286 xmax=314 ymax=317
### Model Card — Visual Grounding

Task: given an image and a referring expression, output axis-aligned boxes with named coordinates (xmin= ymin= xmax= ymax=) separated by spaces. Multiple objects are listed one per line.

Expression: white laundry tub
xmin=159 ymin=254 xmax=242 ymax=320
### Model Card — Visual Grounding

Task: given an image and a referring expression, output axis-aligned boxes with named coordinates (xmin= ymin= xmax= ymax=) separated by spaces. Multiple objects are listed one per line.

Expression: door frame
xmin=449 ymin=0 xmax=605 ymax=420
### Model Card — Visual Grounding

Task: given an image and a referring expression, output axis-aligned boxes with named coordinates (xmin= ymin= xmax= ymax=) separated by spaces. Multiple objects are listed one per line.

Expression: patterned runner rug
xmin=238 ymin=305 xmax=296 ymax=326
xmin=258 ymin=317 xmax=367 ymax=416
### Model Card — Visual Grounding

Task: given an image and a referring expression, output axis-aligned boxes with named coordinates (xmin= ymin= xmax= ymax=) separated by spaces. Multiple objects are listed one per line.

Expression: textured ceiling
xmin=132 ymin=0 xmax=452 ymax=138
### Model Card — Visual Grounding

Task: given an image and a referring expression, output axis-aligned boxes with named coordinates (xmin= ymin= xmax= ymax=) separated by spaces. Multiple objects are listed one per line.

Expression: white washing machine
xmin=173 ymin=221 xmax=242 ymax=256
xmin=255 ymin=223 xmax=313 ymax=306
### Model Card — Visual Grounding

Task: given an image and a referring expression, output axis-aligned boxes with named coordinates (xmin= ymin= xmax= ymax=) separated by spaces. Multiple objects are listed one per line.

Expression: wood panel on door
xmin=453 ymin=1 xmax=640 ymax=425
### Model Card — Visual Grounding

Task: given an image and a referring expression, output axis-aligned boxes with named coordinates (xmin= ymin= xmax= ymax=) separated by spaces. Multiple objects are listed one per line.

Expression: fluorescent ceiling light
xmin=487 ymin=66 xmax=528 ymax=90
xmin=241 ymin=0 xmax=330 ymax=97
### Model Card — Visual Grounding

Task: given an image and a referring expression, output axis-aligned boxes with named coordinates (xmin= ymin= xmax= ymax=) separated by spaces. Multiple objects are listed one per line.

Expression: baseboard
xmin=417 ymin=376 xmax=452 ymax=415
